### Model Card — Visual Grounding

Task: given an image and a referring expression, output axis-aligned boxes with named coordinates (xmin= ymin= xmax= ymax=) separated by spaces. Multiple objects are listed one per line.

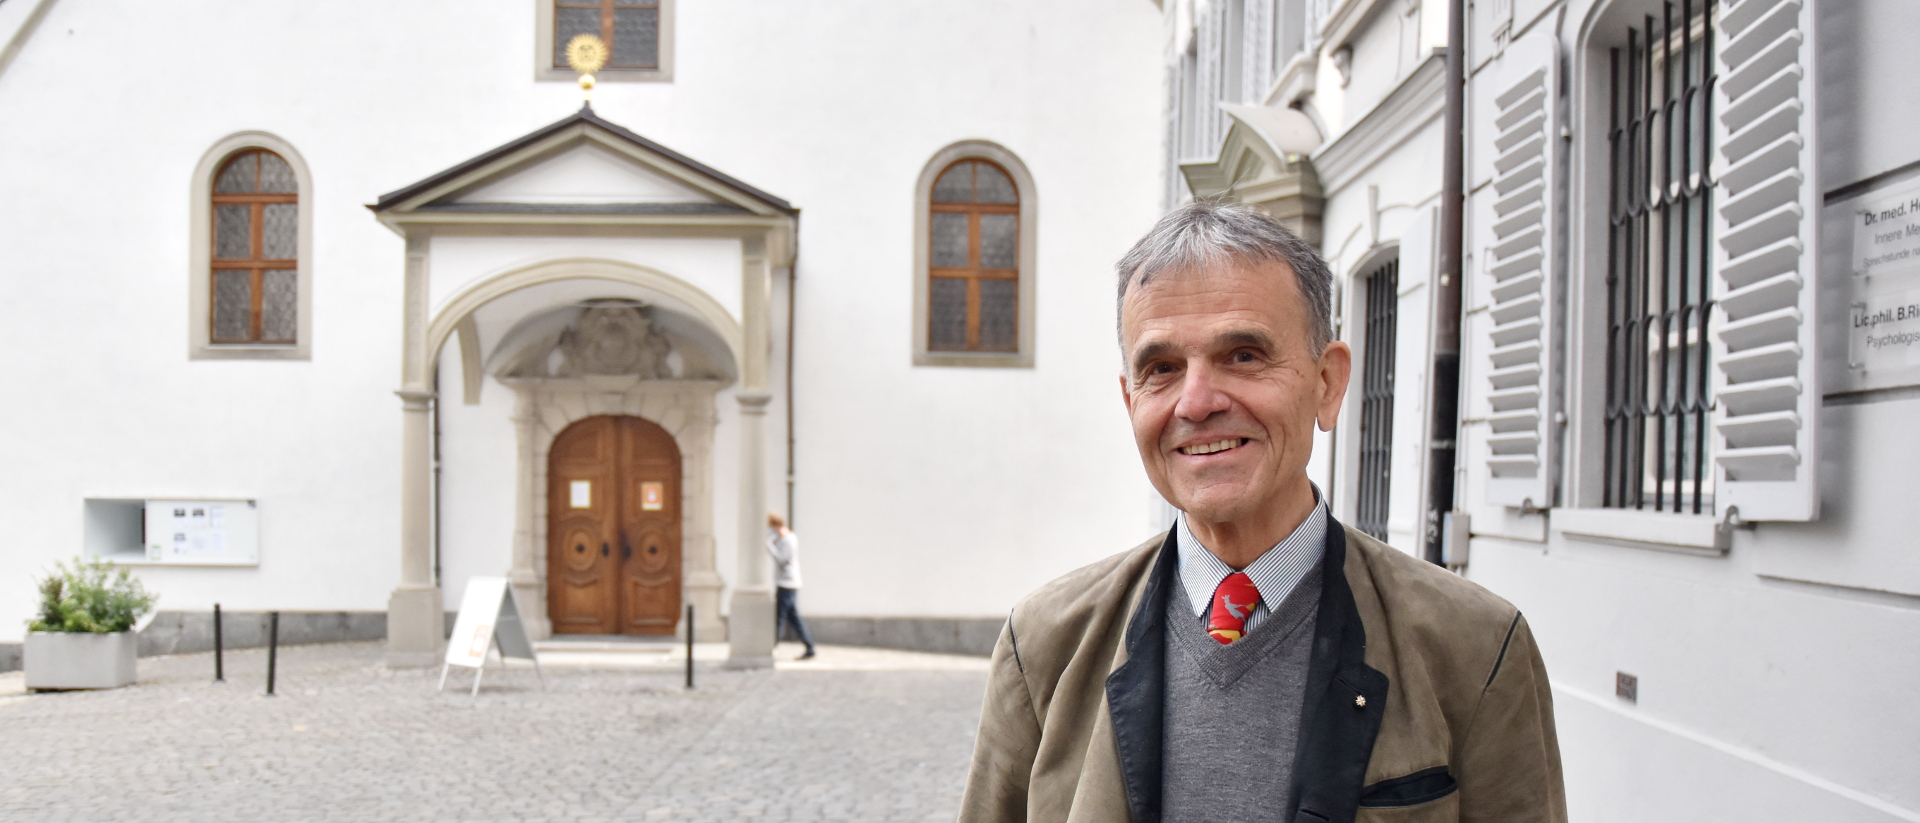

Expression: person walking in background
xmin=767 ymin=512 xmax=816 ymax=660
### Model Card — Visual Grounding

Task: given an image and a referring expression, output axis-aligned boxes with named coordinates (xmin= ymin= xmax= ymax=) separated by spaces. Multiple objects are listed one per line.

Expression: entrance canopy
xmin=366 ymin=103 xmax=797 ymax=404
xmin=369 ymin=104 xmax=797 ymax=669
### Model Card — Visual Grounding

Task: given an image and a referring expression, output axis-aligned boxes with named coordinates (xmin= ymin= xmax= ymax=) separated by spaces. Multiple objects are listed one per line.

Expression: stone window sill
xmin=913 ymin=351 xmax=1033 ymax=369
xmin=1551 ymin=507 xmax=1729 ymax=556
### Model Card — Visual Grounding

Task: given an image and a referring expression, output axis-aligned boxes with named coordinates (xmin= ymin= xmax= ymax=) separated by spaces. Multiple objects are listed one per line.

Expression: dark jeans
xmin=775 ymin=586 xmax=815 ymax=651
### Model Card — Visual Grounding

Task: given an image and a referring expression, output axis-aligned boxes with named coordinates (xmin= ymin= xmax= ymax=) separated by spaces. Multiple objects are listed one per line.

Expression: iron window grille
xmin=1603 ymin=1 xmax=1717 ymax=513
xmin=1356 ymin=259 xmax=1398 ymax=541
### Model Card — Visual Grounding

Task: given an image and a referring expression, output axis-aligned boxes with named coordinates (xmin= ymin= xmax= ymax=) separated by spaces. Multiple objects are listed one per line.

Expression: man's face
xmin=1119 ymin=259 xmax=1351 ymax=528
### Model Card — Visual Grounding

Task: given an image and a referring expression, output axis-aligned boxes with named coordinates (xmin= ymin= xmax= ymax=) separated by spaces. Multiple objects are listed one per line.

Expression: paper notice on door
xmin=570 ymin=480 xmax=591 ymax=509
xmin=641 ymin=481 xmax=664 ymax=511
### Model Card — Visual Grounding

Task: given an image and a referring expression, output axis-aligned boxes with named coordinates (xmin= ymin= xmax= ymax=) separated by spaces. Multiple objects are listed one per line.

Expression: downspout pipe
xmin=1423 ymin=0 xmax=1467 ymax=565
xmin=785 ymin=220 xmax=799 ymax=527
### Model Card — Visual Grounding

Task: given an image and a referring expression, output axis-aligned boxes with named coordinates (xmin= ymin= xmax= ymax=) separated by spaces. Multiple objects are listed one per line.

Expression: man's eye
xmin=1232 ymin=350 xmax=1259 ymax=363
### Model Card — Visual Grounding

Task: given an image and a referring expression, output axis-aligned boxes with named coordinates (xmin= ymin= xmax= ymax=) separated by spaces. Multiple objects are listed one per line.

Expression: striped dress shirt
xmin=1174 ymin=491 xmax=1327 ymax=635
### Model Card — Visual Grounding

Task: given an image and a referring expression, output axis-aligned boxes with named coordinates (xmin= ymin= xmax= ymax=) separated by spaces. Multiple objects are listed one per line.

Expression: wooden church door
xmin=546 ymin=415 xmax=683 ymax=635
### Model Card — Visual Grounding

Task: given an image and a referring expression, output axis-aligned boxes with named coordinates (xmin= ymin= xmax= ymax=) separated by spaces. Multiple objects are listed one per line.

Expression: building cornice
xmin=1319 ymin=0 xmax=1383 ymax=51
xmin=1263 ymin=49 xmax=1320 ymax=108
xmin=1310 ymin=51 xmax=1447 ymax=194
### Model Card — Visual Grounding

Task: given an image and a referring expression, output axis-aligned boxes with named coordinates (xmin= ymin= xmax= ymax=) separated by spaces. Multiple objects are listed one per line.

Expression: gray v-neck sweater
xmin=1160 ymin=562 xmax=1323 ymax=822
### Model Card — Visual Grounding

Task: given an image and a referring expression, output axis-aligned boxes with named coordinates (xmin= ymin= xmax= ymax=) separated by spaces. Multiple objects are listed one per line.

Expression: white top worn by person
xmin=766 ymin=526 xmax=802 ymax=589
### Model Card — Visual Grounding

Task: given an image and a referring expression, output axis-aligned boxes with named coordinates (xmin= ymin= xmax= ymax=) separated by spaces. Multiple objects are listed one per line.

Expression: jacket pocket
xmin=1355 ymin=790 xmax=1459 ymax=822
xmin=1358 ymin=766 xmax=1458 ymax=808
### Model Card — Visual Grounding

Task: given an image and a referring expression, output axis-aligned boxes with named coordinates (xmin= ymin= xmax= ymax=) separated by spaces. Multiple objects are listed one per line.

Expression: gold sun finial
xmin=565 ymin=34 xmax=609 ymax=101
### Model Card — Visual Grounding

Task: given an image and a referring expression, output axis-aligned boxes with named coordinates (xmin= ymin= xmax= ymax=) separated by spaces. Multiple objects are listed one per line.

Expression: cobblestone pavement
xmin=0 ymin=641 xmax=989 ymax=822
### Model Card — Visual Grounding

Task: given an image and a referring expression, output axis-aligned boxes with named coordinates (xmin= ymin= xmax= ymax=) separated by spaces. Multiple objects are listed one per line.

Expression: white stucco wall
xmin=0 ymin=0 xmax=1166 ymax=638
xmin=777 ymin=4 xmax=1168 ymax=619
xmin=1313 ymin=5 xmax=1447 ymax=556
xmin=1452 ymin=0 xmax=1920 ymax=818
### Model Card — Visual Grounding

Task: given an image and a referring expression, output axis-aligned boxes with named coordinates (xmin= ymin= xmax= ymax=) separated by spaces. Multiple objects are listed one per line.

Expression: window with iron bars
xmin=1356 ymin=259 xmax=1398 ymax=541
xmin=1603 ymin=1 xmax=1716 ymax=513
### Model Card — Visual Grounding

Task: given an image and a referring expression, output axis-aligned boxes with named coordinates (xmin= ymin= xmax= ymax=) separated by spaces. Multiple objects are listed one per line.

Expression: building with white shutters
xmin=1164 ymin=0 xmax=1920 ymax=818
xmin=1456 ymin=0 xmax=1920 ymax=819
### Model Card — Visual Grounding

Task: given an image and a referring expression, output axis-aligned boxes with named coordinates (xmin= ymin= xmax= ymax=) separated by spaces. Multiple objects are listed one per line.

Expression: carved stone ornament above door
xmin=557 ymin=306 xmax=673 ymax=377
xmin=500 ymin=304 xmax=684 ymax=379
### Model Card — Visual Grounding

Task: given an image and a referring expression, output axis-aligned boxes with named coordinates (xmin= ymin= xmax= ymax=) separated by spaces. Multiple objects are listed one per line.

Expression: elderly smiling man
xmin=959 ymin=201 xmax=1565 ymax=823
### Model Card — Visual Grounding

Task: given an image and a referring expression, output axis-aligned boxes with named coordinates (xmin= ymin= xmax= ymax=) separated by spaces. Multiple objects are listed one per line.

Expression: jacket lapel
xmin=1105 ymin=531 xmax=1178 ymax=823
xmin=1290 ymin=524 xmax=1391 ymax=823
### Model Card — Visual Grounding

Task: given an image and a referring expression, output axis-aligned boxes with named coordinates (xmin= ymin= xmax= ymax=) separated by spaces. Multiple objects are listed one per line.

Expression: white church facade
xmin=0 ymin=0 xmax=1170 ymax=665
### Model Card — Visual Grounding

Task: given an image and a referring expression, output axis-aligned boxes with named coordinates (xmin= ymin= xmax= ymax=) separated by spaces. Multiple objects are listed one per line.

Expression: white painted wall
xmin=1453 ymin=0 xmax=1920 ymax=818
xmin=780 ymin=6 xmax=1168 ymax=618
xmin=0 ymin=0 xmax=1167 ymax=640
xmin=1313 ymin=9 xmax=1447 ymax=556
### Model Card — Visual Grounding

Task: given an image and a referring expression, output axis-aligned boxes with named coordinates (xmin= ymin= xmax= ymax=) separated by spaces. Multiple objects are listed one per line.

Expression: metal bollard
xmin=213 ymin=603 xmax=224 ymax=683
xmin=265 ymin=611 xmax=279 ymax=697
xmin=685 ymin=604 xmax=694 ymax=690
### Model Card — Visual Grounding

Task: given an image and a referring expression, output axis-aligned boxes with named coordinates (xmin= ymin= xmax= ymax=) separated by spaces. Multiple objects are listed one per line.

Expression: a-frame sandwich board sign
xmin=439 ymin=576 xmax=543 ymax=697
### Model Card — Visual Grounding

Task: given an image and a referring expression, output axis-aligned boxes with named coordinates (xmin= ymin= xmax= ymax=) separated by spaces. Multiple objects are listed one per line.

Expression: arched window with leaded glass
xmin=913 ymin=143 xmax=1036 ymax=368
xmin=190 ymin=133 xmax=313 ymax=360
xmin=928 ymin=159 xmax=1020 ymax=352
xmin=210 ymin=149 xmax=300 ymax=344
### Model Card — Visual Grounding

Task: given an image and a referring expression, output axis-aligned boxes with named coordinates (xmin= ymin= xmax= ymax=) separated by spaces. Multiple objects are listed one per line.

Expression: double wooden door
xmin=546 ymin=415 xmax=682 ymax=635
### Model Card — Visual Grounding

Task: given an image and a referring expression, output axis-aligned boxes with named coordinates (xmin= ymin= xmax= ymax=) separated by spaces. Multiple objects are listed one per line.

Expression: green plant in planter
xmin=27 ymin=558 xmax=156 ymax=633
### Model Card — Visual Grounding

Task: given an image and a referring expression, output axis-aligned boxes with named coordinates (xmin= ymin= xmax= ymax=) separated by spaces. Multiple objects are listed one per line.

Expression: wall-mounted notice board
xmin=138 ymin=499 xmax=261 ymax=566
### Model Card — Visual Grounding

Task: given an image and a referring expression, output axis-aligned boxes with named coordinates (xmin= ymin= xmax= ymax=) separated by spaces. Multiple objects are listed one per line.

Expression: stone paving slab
xmin=0 ymin=641 xmax=988 ymax=822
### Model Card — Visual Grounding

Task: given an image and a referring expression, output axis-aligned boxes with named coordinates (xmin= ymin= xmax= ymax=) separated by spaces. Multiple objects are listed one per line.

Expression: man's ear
xmin=1119 ymin=372 xmax=1134 ymax=414
xmin=1314 ymin=341 xmax=1353 ymax=432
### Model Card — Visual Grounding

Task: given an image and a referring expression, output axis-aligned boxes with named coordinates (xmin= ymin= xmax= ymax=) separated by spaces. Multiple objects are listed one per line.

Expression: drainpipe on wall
xmin=1422 ymin=0 xmax=1468 ymax=566
xmin=432 ymin=382 xmax=442 ymax=587
xmin=785 ymin=222 xmax=799 ymax=527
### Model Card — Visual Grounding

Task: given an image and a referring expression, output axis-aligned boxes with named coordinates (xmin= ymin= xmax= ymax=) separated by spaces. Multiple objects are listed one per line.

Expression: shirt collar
xmin=1174 ymin=488 xmax=1328 ymax=618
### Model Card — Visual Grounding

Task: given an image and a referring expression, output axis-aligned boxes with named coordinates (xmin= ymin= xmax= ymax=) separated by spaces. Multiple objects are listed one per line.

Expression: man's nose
xmin=1173 ymin=359 xmax=1231 ymax=422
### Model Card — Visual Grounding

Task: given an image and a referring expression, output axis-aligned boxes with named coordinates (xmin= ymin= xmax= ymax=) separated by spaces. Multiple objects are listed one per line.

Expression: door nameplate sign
xmin=570 ymin=480 xmax=591 ymax=509
xmin=641 ymin=481 xmax=664 ymax=511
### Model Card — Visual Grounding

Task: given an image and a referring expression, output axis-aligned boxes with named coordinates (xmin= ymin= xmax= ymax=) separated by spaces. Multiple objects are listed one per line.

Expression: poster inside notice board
xmin=142 ymin=500 xmax=260 ymax=566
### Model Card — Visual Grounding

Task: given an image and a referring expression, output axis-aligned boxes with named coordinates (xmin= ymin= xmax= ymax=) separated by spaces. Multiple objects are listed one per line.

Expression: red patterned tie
xmin=1207 ymin=572 xmax=1261 ymax=645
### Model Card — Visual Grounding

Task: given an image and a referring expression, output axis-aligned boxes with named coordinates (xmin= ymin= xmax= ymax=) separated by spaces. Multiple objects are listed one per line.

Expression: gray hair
xmin=1114 ymin=199 xmax=1335 ymax=357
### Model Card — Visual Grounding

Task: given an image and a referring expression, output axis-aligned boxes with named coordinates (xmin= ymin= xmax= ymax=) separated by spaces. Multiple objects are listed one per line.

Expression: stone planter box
xmin=23 ymin=631 xmax=137 ymax=690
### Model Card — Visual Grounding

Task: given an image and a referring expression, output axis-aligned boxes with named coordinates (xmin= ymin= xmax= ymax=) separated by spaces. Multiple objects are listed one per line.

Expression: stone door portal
xmin=546 ymin=415 xmax=683 ymax=635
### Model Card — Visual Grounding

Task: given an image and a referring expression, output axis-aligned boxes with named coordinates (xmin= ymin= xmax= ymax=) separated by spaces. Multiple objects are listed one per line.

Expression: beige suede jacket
xmin=958 ymin=522 xmax=1566 ymax=823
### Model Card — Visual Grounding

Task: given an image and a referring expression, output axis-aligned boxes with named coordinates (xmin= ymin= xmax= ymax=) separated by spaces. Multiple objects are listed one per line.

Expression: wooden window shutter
xmin=1479 ymin=29 xmax=1560 ymax=509
xmin=1711 ymin=0 xmax=1819 ymax=521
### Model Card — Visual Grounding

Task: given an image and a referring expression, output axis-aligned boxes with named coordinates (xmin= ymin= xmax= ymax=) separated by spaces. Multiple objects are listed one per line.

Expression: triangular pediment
xmin=450 ymin=142 xmax=722 ymax=206
xmin=371 ymin=106 xmax=796 ymax=219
